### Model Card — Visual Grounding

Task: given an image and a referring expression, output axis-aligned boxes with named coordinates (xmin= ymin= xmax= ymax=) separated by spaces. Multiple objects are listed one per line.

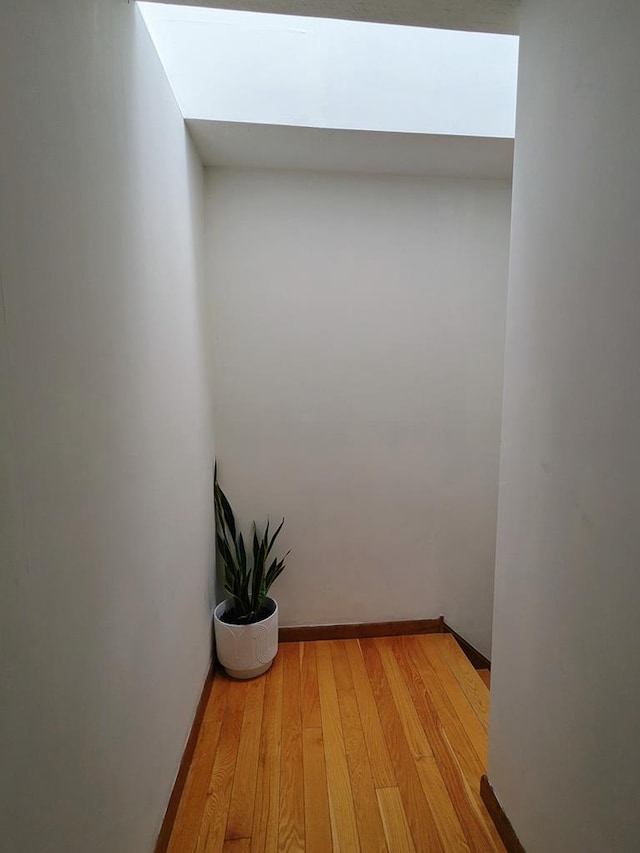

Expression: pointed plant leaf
xmin=252 ymin=535 xmax=267 ymax=615
xmin=266 ymin=549 xmax=289 ymax=589
xmin=266 ymin=564 xmax=285 ymax=590
xmin=237 ymin=532 xmax=247 ymax=573
xmin=216 ymin=534 xmax=235 ymax=570
xmin=252 ymin=523 xmax=259 ymax=562
xmin=215 ymin=483 xmax=237 ymax=541
xmin=266 ymin=518 xmax=285 ymax=556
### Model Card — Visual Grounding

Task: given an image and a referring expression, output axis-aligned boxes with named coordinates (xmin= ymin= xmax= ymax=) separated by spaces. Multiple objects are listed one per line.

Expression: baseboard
xmin=154 ymin=663 xmax=215 ymax=853
xmin=443 ymin=623 xmax=491 ymax=670
xmin=480 ymin=775 xmax=526 ymax=853
xmin=278 ymin=617 xmax=492 ymax=672
xmin=279 ymin=615 xmax=444 ymax=643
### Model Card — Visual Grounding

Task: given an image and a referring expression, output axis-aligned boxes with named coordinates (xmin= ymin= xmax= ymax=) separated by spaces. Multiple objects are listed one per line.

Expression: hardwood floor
xmin=166 ymin=634 xmax=504 ymax=852
xmin=478 ymin=670 xmax=491 ymax=690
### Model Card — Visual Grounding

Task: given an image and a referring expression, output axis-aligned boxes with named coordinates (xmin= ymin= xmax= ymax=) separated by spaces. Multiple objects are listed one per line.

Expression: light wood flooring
xmin=166 ymin=634 xmax=503 ymax=852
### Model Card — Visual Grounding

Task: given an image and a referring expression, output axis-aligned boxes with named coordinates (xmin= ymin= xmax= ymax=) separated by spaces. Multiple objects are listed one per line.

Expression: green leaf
xmin=236 ymin=531 xmax=247 ymax=576
xmin=216 ymin=534 xmax=235 ymax=571
xmin=252 ymin=523 xmax=260 ymax=563
xmin=266 ymin=518 xmax=285 ymax=556
xmin=215 ymin=482 xmax=237 ymax=542
xmin=265 ymin=550 xmax=289 ymax=590
xmin=251 ymin=533 xmax=267 ymax=616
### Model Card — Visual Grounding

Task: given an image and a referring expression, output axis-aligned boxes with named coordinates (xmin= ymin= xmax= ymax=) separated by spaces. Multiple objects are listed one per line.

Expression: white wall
xmin=489 ymin=0 xmax=640 ymax=850
xmin=187 ymin=121 xmax=514 ymax=180
xmin=0 ymin=4 xmax=213 ymax=852
xmin=205 ymin=168 xmax=511 ymax=656
xmin=140 ymin=3 xmax=519 ymax=138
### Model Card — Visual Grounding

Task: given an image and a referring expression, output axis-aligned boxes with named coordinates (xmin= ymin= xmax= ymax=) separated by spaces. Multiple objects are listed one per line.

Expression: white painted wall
xmin=187 ymin=120 xmax=514 ymax=179
xmin=205 ymin=168 xmax=511 ymax=656
xmin=0 ymin=4 xmax=213 ymax=852
xmin=489 ymin=0 xmax=640 ymax=850
xmin=140 ymin=3 xmax=519 ymax=138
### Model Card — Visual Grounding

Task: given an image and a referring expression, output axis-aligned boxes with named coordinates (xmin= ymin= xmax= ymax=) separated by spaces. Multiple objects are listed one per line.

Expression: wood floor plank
xmin=195 ymin=679 xmax=248 ymax=853
xmin=315 ymin=641 xmax=361 ymax=852
xmin=251 ymin=653 xmax=284 ymax=853
xmin=336 ymin=687 xmax=388 ymax=852
xmin=394 ymin=638 xmax=486 ymax=784
xmin=302 ymin=727 xmax=333 ymax=853
xmin=394 ymin=637 xmax=504 ymax=853
xmin=225 ymin=677 xmax=265 ymax=840
xmin=344 ymin=639 xmax=397 ymax=789
xmin=376 ymin=639 xmax=470 ymax=853
xmin=438 ymin=635 xmax=490 ymax=727
xmin=223 ymin=839 xmax=251 ymax=852
xmin=168 ymin=637 xmax=500 ymax=853
xmin=409 ymin=637 xmax=506 ymax=851
xmin=300 ymin=642 xmax=321 ymax=730
xmin=279 ymin=644 xmax=305 ymax=852
xmin=330 ymin=640 xmax=353 ymax=691
xmin=167 ymin=673 xmax=228 ymax=853
xmin=415 ymin=635 xmax=489 ymax=757
xmin=376 ymin=787 xmax=417 ymax=853
xmin=359 ymin=638 xmax=444 ymax=853
xmin=478 ymin=670 xmax=491 ymax=689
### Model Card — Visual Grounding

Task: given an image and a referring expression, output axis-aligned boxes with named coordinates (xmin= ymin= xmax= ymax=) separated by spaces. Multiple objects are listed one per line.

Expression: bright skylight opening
xmin=138 ymin=3 xmax=518 ymax=138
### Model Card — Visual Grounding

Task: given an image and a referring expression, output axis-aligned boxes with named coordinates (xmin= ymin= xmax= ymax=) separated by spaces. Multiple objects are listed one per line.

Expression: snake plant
xmin=214 ymin=467 xmax=289 ymax=624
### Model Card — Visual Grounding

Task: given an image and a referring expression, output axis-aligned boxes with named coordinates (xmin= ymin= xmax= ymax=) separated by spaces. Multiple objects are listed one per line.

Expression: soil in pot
xmin=219 ymin=597 xmax=277 ymax=625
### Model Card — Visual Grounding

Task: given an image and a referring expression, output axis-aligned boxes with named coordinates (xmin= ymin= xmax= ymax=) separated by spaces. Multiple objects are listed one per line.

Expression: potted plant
xmin=213 ymin=469 xmax=289 ymax=679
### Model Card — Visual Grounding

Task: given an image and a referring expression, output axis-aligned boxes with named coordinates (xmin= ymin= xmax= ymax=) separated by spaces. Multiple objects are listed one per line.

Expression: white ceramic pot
xmin=213 ymin=597 xmax=279 ymax=679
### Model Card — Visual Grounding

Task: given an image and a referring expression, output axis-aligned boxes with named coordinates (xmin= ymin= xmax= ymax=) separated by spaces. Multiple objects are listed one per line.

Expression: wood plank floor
xmin=166 ymin=634 xmax=504 ymax=852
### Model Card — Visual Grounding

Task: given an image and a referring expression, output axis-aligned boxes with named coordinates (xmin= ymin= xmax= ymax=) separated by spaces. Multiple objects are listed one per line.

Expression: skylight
xmin=138 ymin=3 xmax=518 ymax=139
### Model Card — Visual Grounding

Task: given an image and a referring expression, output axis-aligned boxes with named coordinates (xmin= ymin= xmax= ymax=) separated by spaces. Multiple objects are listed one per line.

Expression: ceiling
xmin=147 ymin=0 xmax=520 ymax=35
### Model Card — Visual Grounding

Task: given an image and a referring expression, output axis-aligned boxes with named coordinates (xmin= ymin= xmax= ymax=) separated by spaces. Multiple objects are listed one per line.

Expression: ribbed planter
xmin=213 ymin=597 xmax=279 ymax=679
